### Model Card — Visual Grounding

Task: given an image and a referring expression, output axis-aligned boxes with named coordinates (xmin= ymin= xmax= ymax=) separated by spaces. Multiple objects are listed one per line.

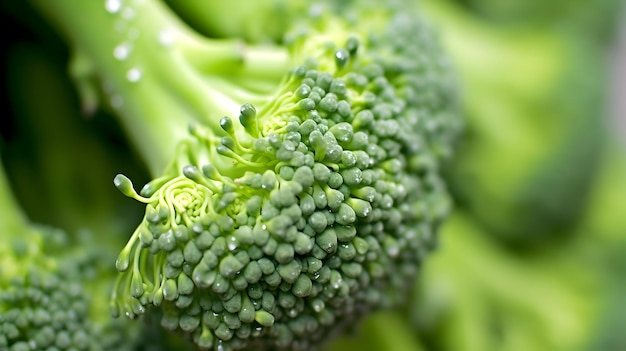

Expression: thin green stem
xmin=0 ymin=159 xmax=28 ymax=235
xmin=31 ymin=0 xmax=291 ymax=177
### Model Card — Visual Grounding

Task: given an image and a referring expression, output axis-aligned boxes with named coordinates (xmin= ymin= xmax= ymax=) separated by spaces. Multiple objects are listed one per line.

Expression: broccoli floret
xmin=28 ymin=0 xmax=461 ymax=349
xmin=0 ymin=161 xmax=139 ymax=351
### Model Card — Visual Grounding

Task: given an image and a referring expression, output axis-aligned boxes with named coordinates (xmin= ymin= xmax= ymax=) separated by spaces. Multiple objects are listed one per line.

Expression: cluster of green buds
xmin=111 ymin=6 xmax=458 ymax=351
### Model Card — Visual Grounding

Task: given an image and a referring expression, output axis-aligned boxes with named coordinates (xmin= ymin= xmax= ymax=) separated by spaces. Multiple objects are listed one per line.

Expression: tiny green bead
xmin=196 ymin=327 xmax=214 ymax=349
xmin=248 ymin=284 xmax=264 ymax=300
xmin=318 ymin=93 xmax=338 ymax=113
xmin=219 ymin=116 xmax=234 ymax=133
xmin=328 ymin=172 xmax=343 ymax=189
xmin=223 ymin=312 xmax=242 ymax=329
xmin=232 ymin=275 xmax=248 ymax=291
xmin=294 ymin=233 xmax=314 ymax=255
xmin=292 ymin=275 xmax=313 ymax=297
xmin=177 ymin=273 xmax=194 ymax=295
xmin=203 ymin=311 xmax=221 ymax=329
xmin=292 ymin=166 xmax=315 ymax=188
xmin=239 ymin=295 xmax=256 ymax=323
xmin=277 ymin=260 xmax=302 ymax=284
xmin=179 ymin=314 xmax=201 ymax=332
xmin=175 ymin=294 xmax=194 ymax=309
xmin=330 ymin=78 xmax=349 ymax=97
xmin=113 ymin=174 xmax=138 ymax=198
xmin=191 ymin=264 xmax=217 ymax=288
xmin=341 ymin=168 xmax=363 ymax=186
xmin=163 ymin=279 xmax=178 ymax=301
xmin=220 ymin=255 xmax=245 ymax=279
xmin=201 ymin=250 xmax=219 ymax=269
xmin=264 ymin=271 xmax=282 ymax=287
xmin=252 ymin=223 xmax=270 ymax=246
xmin=307 ymin=212 xmax=328 ymax=233
xmin=298 ymin=98 xmax=316 ymax=110
xmin=341 ymin=262 xmax=363 ymax=278
xmin=257 ymin=258 xmax=275 ymax=275
xmin=183 ymin=241 xmax=202 ymax=264
xmin=195 ymin=231 xmax=215 ymax=250
xmin=262 ymin=237 xmax=278 ymax=256
xmin=312 ymin=185 xmax=328 ymax=209
xmin=254 ymin=310 xmax=275 ymax=327
xmin=325 ymin=188 xmax=344 ymax=210
xmin=243 ymin=261 xmax=263 ymax=284
xmin=223 ymin=293 xmax=242 ymax=313
xmin=211 ymin=237 xmax=227 ymax=256
xmin=316 ymin=229 xmax=338 ymax=254
xmin=335 ymin=203 xmax=357 ymax=225
xmin=167 ymin=248 xmax=184 ymax=268
xmin=158 ymin=230 xmax=177 ymax=252
xmin=215 ymin=322 xmax=234 ymax=341
xmin=266 ymin=215 xmax=293 ymax=238
xmin=275 ymin=243 xmax=295 ymax=264
xmin=306 ymin=257 xmax=323 ymax=273
xmin=213 ymin=275 xmax=230 ymax=295
xmin=131 ymin=275 xmax=145 ymax=298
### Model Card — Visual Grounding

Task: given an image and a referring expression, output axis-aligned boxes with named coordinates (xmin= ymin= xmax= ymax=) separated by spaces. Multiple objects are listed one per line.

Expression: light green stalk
xmin=30 ymin=0 xmax=289 ymax=175
xmin=0 ymin=159 xmax=27 ymax=238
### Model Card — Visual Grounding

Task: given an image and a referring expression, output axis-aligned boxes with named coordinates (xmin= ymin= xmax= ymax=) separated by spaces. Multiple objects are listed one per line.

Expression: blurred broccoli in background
xmin=420 ymin=0 xmax=611 ymax=245
xmin=1 ymin=0 xmax=625 ymax=350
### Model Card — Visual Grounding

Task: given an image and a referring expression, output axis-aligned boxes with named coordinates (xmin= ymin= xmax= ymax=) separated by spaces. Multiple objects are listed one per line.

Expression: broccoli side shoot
xmin=0 ymin=162 xmax=138 ymax=351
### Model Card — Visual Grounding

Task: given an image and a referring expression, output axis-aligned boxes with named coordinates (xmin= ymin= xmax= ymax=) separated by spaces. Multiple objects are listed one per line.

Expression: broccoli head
xmin=29 ymin=0 xmax=461 ymax=349
xmin=0 ymin=161 xmax=138 ymax=351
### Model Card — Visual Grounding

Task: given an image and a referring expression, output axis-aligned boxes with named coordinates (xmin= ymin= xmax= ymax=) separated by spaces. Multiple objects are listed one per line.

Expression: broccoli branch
xmin=30 ymin=0 xmax=290 ymax=175
xmin=0 ymin=158 xmax=28 ymax=237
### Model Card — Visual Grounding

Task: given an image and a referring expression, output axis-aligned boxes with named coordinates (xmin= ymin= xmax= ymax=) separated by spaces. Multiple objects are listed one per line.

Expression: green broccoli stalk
xmin=0 ymin=159 xmax=139 ymax=351
xmin=29 ymin=0 xmax=461 ymax=349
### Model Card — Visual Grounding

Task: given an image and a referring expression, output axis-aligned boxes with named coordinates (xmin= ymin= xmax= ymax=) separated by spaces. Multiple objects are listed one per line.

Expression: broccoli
xmin=0 ymin=159 xmax=139 ymax=351
xmin=28 ymin=0 xmax=461 ymax=349
xmin=447 ymin=0 xmax=623 ymax=42
xmin=419 ymin=0 xmax=608 ymax=244
xmin=410 ymin=143 xmax=626 ymax=351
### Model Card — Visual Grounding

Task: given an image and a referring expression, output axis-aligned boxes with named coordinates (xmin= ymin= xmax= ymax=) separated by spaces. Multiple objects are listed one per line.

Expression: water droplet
xmin=227 ymin=236 xmax=237 ymax=251
xmin=128 ymin=28 xmax=140 ymax=40
xmin=102 ymin=80 xmax=115 ymax=94
xmin=127 ymin=68 xmax=142 ymax=82
xmin=111 ymin=95 xmax=124 ymax=109
xmin=308 ymin=4 xmax=323 ymax=18
xmin=122 ymin=7 xmax=135 ymax=19
xmin=113 ymin=43 xmax=131 ymax=60
xmin=158 ymin=29 xmax=175 ymax=48
xmin=115 ymin=20 xmax=127 ymax=33
xmin=386 ymin=245 xmax=399 ymax=257
xmin=287 ymin=308 xmax=298 ymax=317
xmin=105 ymin=0 xmax=122 ymax=14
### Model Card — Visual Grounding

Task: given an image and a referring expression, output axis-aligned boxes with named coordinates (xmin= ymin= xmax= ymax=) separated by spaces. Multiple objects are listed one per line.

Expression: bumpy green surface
xmin=109 ymin=4 xmax=460 ymax=351
xmin=0 ymin=225 xmax=136 ymax=351
xmin=0 ymin=164 xmax=135 ymax=351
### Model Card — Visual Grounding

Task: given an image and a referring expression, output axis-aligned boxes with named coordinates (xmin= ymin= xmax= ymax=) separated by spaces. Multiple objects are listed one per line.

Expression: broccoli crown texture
xmin=0 ymin=166 xmax=136 ymax=351
xmin=25 ymin=0 xmax=460 ymax=349
xmin=107 ymin=2 xmax=460 ymax=350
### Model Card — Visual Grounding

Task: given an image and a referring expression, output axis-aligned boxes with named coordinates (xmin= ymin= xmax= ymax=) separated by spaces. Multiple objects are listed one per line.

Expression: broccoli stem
xmin=30 ymin=0 xmax=290 ymax=175
xmin=0 ymin=159 xmax=27 ymax=234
